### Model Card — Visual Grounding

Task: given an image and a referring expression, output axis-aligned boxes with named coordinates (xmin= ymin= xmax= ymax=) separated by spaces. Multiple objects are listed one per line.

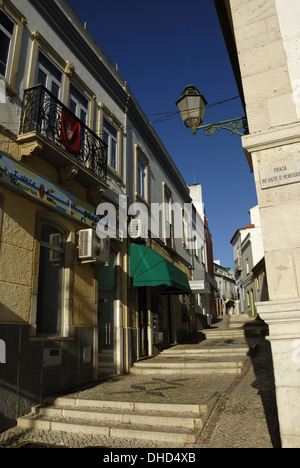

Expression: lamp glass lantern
xmin=176 ymin=85 xmax=207 ymax=133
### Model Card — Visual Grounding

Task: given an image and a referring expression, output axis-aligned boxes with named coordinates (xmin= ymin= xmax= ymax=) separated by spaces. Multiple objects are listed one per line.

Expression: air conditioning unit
xmin=78 ymin=229 xmax=110 ymax=265
xmin=128 ymin=218 xmax=148 ymax=239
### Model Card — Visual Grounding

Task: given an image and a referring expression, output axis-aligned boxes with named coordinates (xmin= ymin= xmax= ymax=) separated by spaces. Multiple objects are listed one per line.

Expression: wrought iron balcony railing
xmin=19 ymin=84 xmax=108 ymax=182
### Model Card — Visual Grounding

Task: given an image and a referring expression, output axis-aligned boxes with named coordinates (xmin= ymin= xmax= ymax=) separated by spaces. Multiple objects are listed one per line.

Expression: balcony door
xmin=68 ymin=84 xmax=89 ymax=164
xmin=36 ymin=51 xmax=62 ymax=139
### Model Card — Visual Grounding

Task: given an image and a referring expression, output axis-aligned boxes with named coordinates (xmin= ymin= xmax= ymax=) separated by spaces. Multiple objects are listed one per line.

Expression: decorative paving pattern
xmin=107 ymin=377 xmax=195 ymax=398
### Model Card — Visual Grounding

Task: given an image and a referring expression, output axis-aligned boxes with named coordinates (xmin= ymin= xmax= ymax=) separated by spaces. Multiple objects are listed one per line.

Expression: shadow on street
xmin=246 ymin=320 xmax=282 ymax=448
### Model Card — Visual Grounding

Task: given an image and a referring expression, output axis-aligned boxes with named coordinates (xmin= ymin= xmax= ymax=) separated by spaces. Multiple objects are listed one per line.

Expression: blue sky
xmin=66 ymin=0 xmax=258 ymax=269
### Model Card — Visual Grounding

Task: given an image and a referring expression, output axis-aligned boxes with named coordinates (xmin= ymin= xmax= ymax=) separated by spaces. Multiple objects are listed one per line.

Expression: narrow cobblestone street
xmin=196 ymin=338 xmax=281 ymax=448
xmin=0 ymin=316 xmax=281 ymax=449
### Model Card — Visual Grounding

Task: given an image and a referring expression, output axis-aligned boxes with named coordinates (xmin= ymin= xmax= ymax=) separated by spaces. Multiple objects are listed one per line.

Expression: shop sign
xmin=0 ymin=151 xmax=98 ymax=228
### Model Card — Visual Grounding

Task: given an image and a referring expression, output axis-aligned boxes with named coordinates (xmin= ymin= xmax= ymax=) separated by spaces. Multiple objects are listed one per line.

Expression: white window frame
xmin=0 ymin=8 xmax=15 ymax=80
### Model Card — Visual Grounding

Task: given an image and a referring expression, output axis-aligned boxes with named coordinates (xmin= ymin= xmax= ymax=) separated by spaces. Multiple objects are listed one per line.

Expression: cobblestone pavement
xmin=196 ymin=338 xmax=281 ymax=448
xmin=0 ymin=317 xmax=281 ymax=449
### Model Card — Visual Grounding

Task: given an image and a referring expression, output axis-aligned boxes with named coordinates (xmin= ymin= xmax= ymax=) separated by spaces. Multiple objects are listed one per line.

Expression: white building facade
xmin=231 ymin=206 xmax=265 ymax=316
xmin=215 ymin=0 xmax=300 ymax=447
xmin=214 ymin=261 xmax=237 ymax=316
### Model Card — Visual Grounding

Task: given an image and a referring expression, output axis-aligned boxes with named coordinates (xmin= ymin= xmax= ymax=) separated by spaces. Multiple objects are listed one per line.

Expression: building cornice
xmin=242 ymin=122 xmax=300 ymax=154
xmin=256 ymin=298 xmax=300 ymax=335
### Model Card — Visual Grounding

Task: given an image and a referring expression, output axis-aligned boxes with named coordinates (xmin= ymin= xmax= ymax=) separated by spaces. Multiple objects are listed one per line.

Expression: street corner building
xmin=215 ymin=0 xmax=300 ymax=448
xmin=0 ymin=0 xmax=217 ymax=432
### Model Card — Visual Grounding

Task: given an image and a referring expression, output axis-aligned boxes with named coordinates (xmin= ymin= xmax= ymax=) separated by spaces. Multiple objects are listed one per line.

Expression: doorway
xmin=138 ymin=287 xmax=148 ymax=358
xmin=250 ymin=289 xmax=256 ymax=317
xmin=97 ymin=250 xmax=117 ymax=377
xmin=168 ymin=295 xmax=177 ymax=344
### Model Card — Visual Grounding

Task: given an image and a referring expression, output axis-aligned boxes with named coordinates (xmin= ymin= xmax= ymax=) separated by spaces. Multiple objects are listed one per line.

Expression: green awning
xmin=130 ymin=243 xmax=192 ymax=295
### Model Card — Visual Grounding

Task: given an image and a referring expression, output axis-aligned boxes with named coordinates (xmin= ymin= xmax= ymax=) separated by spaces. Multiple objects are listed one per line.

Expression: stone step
xmin=160 ymin=346 xmax=252 ymax=357
xmin=130 ymin=362 xmax=246 ymax=375
xmin=130 ymin=368 xmax=243 ymax=375
xmin=132 ymin=357 xmax=247 ymax=369
xmin=44 ymin=397 xmax=207 ymax=414
xmin=18 ymin=415 xmax=200 ymax=444
xmin=228 ymin=316 xmax=261 ymax=327
xmin=229 ymin=321 xmax=255 ymax=328
xmin=31 ymin=405 xmax=203 ymax=430
xmin=130 ymin=351 xmax=248 ymax=375
xmin=201 ymin=326 xmax=266 ymax=340
xmin=17 ymin=398 xmax=208 ymax=445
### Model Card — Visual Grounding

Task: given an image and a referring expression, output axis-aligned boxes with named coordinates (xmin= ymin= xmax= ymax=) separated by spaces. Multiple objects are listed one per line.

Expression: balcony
xmin=18 ymin=85 xmax=108 ymax=202
xmin=234 ymin=257 xmax=242 ymax=272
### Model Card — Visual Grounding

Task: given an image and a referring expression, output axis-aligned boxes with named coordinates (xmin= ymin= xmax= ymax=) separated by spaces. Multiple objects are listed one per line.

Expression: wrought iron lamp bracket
xmin=192 ymin=117 xmax=248 ymax=136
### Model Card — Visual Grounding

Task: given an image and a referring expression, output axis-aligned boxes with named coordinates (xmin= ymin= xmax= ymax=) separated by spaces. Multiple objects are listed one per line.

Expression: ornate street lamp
xmin=175 ymin=85 xmax=207 ymax=134
xmin=176 ymin=85 xmax=248 ymax=136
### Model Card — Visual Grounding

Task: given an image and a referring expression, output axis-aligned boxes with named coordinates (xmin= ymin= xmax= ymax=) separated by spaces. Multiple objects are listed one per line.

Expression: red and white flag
xmin=60 ymin=108 xmax=81 ymax=155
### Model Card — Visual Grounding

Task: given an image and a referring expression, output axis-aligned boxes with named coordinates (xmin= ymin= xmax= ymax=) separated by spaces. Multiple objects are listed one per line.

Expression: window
xmin=181 ymin=209 xmax=186 ymax=247
xmin=36 ymin=223 xmax=64 ymax=336
xmin=246 ymin=258 xmax=250 ymax=275
xmin=69 ymin=83 xmax=89 ymax=124
xmin=138 ymin=157 xmax=146 ymax=199
xmin=201 ymin=246 xmax=206 ymax=266
xmin=246 ymin=290 xmax=250 ymax=308
xmin=0 ymin=9 xmax=15 ymax=79
xmin=36 ymin=51 xmax=62 ymax=99
xmin=99 ymin=104 xmax=123 ymax=178
xmin=0 ymin=3 xmax=26 ymax=99
xmin=135 ymin=145 xmax=149 ymax=202
xmin=102 ymin=117 xmax=118 ymax=172
xmin=163 ymin=184 xmax=174 ymax=247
